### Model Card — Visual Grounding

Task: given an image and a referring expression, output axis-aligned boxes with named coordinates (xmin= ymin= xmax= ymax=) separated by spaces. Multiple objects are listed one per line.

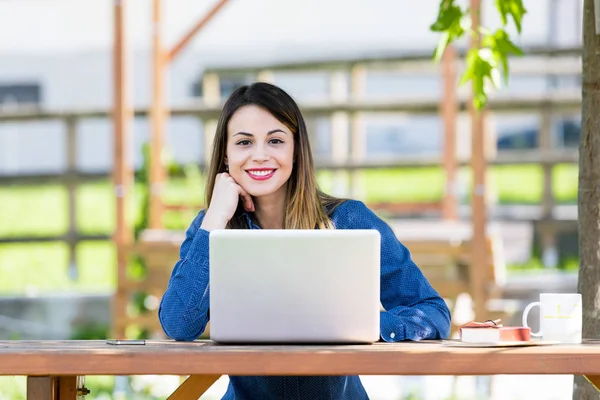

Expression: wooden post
xmin=540 ymin=106 xmax=558 ymax=267
xmin=441 ymin=45 xmax=458 ymax=220
xmin=112 ymin=0 xmax=133 ymax=339
xmin=149 ymin=0 xmax=166 ymax=229
xmin=65 ymin=117 xmax=78 ymax=280
xmin=27 ymin=376 xmax=55 ymax=400
xmin=257 ymin=70 xmax=274 ymax=83
xmin=202 ymin=73 xmax=221 ymax=167
xmin=145 ymin=0 xmax=230 ymax=227
xmin=469 ymin=0 xmax=488 ymax=322
xmin=58 ymin=376 xmax=78 ymax=399
xmin=540 ymin=108 xmax=554 ymax=218
xmin=26 ymin=376 xmax=78 ymax=400
xmin=329 ymin=70 xmax=349 ymax=197
xmin=350 ymin=64 xmax=367 ymax=200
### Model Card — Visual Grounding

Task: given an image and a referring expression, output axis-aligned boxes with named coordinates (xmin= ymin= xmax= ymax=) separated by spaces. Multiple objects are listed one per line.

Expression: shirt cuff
xmin=380 ymin=311 xmax=405 ymax=342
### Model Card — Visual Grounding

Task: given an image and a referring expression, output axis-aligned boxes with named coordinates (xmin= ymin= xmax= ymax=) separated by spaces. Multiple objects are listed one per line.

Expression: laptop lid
xmin=209 ymin=229 xmax=381 ymax=344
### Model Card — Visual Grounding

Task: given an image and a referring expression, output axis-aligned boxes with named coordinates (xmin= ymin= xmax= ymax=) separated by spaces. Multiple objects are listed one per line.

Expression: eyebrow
xmin=233 ymin=129 xmax=287 ymax=137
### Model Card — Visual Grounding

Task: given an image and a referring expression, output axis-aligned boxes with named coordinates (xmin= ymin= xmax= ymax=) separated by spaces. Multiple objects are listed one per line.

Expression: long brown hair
xmin=204 ymin=82 xmax=345 ymax=229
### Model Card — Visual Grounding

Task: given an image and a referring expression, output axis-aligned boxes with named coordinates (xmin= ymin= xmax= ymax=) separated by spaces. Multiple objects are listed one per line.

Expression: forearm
xmin=158 ymin=229 xmax=211 ymax=341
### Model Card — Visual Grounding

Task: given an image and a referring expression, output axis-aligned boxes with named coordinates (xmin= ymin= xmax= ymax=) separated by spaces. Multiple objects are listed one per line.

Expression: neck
xmin=253 ymin=187 xmax=287 ymax=229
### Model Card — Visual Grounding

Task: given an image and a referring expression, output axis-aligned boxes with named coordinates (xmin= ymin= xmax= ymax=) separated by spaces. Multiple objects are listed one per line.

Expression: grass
xmin=0 ymin=164 xmax=579 ymax=237
xmin=0 ymin=241 xmax=116 ymax=294
xmin=0 ymin=164 xmax=579 ymax=294
xmin=319 ymin=165 xmax=578 ymax=204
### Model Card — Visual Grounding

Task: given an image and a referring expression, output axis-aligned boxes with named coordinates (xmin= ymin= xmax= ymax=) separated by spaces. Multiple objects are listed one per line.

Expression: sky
xmin=0 ymin=0 xmax=562 ymax=57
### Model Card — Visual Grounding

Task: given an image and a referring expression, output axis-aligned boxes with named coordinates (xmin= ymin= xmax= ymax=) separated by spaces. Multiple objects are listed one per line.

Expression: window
xmin=555 ymin=117 xmax=580 ymax=148
xmin=191 ymin=75 xmax=253 ymax=100
xmin=0 ymin=83 xmax=41 ymax=108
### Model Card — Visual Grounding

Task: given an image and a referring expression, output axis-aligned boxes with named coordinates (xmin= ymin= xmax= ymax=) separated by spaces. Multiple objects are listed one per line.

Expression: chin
xmin=244 ymin=184 xmax=284 ymax=198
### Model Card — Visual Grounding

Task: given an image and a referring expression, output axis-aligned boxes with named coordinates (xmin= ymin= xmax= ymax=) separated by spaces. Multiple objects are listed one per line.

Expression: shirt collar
xmin=240 ymin=211 xmax=259 ymax=229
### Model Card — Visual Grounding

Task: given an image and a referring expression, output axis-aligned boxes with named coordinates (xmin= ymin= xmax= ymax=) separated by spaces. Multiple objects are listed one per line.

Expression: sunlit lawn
xmin=0 ymin=164 xmax=579 ymax=294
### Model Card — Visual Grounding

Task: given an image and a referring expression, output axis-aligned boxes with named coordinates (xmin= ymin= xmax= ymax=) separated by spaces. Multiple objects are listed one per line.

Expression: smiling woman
xmin=202 ymin=82 xmax=343 ymax=231
xmin=158 ymin=82 xmax=451 ymax=400
xmin=224 ymin=105 xmax=295 ymax=228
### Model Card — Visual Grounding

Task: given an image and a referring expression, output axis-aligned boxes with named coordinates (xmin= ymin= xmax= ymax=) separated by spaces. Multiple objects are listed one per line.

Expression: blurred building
xmin=0 ymin=0 xmax=582 ymax=175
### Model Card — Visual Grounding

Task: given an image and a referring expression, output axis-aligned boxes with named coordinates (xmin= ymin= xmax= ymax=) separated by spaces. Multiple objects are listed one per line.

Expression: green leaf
xmin=491 ymin=29 xmax=525 ymax=82
xmin=459 ymin=48 xmax=496 ymax=110
xmin=495 ymin=0 xmax=509 ymax=26
xmin=495 ymin=0 xmax=527 ymax=33
xmin=430 ymin=0 xmax=461 ymax=31
xmin=473 ymin=90 xmax=488 ymax=110
xmin=433 ymin=31 xmax=451 ymax=62
xmin=430 ymin=1 xmax=466 ymax=63
xmin=499 ymin=54 xmax=510 ymax=83
xmin=459 ymin=49 xmax=479 ymax=86
xmin=430 ymin=0 xmax=526 ymax=111
xmin=494 ymin=29 xmax=524 ymax=56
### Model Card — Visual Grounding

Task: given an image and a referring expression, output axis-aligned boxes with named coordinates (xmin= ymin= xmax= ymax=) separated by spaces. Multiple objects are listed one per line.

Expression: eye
xmin=236 ymin=139 xmax=252 ymax=146
xmin=269 ymin=138 xmax=284 ymax=144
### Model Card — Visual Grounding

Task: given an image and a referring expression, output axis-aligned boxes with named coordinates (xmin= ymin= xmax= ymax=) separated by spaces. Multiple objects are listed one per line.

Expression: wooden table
xmin=2 ymin=339 xmax=600 ymax=399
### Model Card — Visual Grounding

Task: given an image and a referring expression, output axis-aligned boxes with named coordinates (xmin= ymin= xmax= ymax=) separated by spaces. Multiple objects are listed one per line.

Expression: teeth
xmin=248 ymin=170 xmax=273 ymax=176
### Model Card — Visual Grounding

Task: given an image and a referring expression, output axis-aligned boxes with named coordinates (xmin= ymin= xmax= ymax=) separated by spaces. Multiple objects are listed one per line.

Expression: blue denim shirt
xmin=159 ymin=199 xmax=451 ymax=400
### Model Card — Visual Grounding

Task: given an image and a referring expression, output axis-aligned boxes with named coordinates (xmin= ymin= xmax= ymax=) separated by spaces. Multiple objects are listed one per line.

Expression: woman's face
xmin=226 ymin=105 xmax=295 ymax=201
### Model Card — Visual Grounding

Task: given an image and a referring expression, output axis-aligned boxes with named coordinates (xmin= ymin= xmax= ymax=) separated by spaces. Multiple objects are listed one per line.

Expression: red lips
xmin=246 ymin=168 xmax=276 ymax=181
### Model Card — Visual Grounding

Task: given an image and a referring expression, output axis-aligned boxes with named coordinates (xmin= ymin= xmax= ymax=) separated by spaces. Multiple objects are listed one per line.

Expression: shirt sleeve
xmin=332 ymin=200 xmax=452 ymax=341
xmin=158 ymin=210 xmax=211 ymax=341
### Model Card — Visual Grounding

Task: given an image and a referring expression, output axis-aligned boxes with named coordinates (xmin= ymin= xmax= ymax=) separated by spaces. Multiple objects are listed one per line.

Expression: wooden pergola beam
xmin=112 ymin=0 xmax=133 ymax=339
xmin=149 ymin=0 xmax=166 ymax=229
xmin=469 ymin=0 xmax=488 ymax=323
xmin=148 ymin=0 xmax=231 ymax=229
xmin=167 ymin=0 xmax=230 ymax=62
xmin=441 ymin=45 xmax=458 ymax=220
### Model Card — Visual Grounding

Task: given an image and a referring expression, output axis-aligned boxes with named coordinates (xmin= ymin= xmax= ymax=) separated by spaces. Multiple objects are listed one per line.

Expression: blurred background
xmin=0 ymin=0 xmax=583 ymax=399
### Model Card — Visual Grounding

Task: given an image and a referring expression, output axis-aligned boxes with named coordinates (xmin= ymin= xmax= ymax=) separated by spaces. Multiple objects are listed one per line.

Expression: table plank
xmin=3 ymin=340 xmax=600 ymax=376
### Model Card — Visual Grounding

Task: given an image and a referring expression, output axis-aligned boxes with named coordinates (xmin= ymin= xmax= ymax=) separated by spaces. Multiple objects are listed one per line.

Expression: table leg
xmin=167 ymin=374 xmax=222 ymax=400
xmin=57 ymin=376 xmax=78 ymax=399
xmin=27 ymin=376 xmax=55 ymax=400
xmin=27 ymin=376 xmax=79 ymax=400
xmin=584 ymin=375 xmax=600 ymax=392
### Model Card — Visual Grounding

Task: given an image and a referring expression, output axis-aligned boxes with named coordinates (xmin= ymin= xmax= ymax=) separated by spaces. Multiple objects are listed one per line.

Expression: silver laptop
xmin=209 ymin=229 xmax=381 ymax=344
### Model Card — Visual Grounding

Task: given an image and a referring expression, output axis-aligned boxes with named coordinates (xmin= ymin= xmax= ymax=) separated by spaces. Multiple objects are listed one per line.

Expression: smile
xmin=246 ymin=169 xmax=276 ymax=181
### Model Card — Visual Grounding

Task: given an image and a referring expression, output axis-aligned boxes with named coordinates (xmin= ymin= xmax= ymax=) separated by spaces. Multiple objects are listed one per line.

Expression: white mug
xmin=522 ymin=293 xmax=582 ymax=344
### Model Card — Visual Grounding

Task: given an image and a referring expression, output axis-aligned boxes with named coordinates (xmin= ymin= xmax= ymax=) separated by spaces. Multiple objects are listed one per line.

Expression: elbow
xmin=436 ymin=300 xmax=452 ymax=339
xmin=165 ymin=328 xmax=201 ymax=342
xmin=418 ymin=296 xmax=452 ymax=340
xmin=158 ymin=300 xmax=207 ymax=342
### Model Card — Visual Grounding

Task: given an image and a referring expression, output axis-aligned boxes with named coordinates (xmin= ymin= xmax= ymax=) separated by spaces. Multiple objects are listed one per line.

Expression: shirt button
xmin=390 ymin=332 xmax=396 ymax=339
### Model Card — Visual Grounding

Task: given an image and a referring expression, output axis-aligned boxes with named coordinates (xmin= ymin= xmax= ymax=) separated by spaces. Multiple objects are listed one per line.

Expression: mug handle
xmin=522 ymin=301 xmax=543 ymax=337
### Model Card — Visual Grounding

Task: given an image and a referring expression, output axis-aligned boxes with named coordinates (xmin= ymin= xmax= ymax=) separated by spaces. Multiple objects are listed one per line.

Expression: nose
xmin=251 ymin=143 xmax=270 ymax=162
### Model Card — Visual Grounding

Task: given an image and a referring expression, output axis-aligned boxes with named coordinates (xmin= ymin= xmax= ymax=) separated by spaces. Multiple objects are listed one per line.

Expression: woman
xmin=159 ymin=82 xmax=451 ymax=399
